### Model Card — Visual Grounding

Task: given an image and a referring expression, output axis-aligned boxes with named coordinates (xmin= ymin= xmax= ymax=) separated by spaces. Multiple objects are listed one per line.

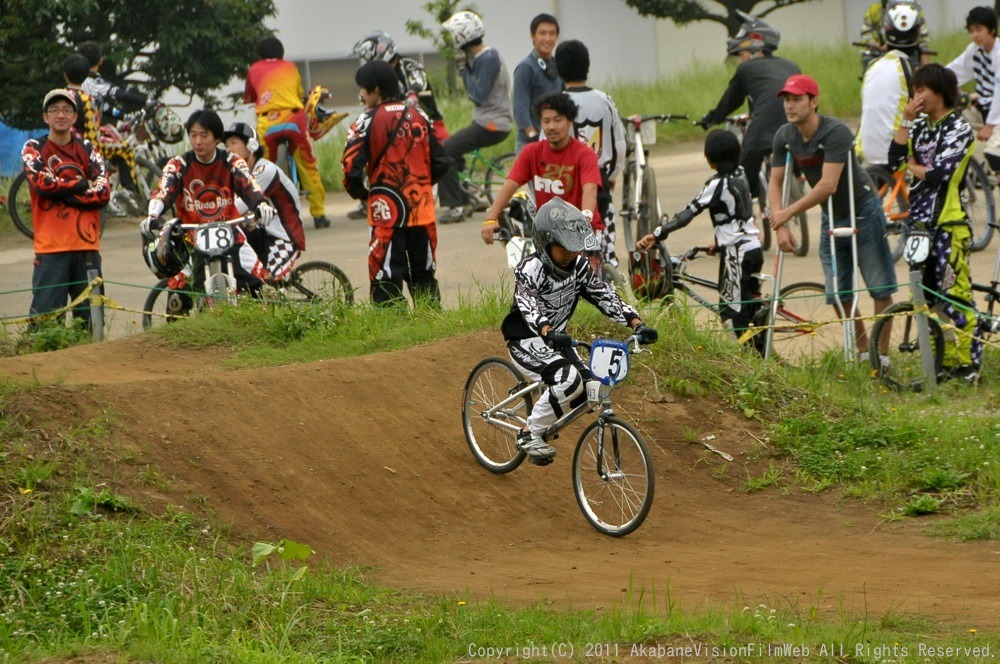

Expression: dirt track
xmin=3 ymin=332 xmax=999 ymax=627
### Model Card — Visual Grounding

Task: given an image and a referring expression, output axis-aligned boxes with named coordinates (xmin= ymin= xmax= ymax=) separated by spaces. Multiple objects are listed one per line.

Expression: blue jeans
xmin=818 ymin=194 xmax=898 ymax=305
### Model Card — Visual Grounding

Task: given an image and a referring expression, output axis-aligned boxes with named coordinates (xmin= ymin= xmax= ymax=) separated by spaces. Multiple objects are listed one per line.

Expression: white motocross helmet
xmin=884 ymin=0 xmax=922 ymax=47
xmin=442 ymin=10 xmax=485 ymax=49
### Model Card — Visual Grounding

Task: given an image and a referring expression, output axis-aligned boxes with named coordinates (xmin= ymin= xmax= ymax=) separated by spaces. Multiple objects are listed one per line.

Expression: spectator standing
xmin=341 ymin=61 xmax=450 ymax=307
xmin=945 ymin=6 xmax=1000 ymax=170
xmin=512 ymin=13 xmax=563 ymax=154
xmin=437 ymin=10 xmax=513 ymax=224
xmin=245 ymin=37 xmax=330 ymax=229
xmin=20 ymin=89 xmax=110 ymax=330
xmin=768 ymin=74 xmax=898 ymax=359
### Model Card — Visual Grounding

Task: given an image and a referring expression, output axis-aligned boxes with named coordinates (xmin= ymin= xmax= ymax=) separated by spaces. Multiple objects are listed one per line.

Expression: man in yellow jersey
xmin=245 ymin=36 xmax=330 ymax=229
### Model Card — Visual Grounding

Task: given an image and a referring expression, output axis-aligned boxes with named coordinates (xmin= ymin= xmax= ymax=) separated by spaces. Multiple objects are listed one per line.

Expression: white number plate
xmin=194 ymin=223 xmax=236 ymax=257
xmin=589 ymin=339 xmax=630 ymax=386
xmin=903 ymin=231 xmax=931 ymax=265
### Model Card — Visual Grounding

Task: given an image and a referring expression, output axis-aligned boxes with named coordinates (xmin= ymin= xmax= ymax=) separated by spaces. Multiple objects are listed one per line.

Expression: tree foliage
xmin=0 ymin=0 xmax=275 ymax=130
xmin=621 ymin=0 xmax=816 ymax=36
xmin=404 ymin=0 xmax=478 ymax=96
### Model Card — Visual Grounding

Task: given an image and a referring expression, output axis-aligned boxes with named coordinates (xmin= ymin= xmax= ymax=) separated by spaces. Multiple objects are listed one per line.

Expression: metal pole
xmin=909 ymin=268 xmax=938 ymax=389
xmin=87 ymin=269 xmax=104 ymax=342
xmin=763 ymin=150 xmax=792 ymax=359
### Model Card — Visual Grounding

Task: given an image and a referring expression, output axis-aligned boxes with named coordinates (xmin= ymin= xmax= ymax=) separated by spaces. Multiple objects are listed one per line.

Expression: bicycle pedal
xmin=529 ymin=456 xmax=554 ymax=467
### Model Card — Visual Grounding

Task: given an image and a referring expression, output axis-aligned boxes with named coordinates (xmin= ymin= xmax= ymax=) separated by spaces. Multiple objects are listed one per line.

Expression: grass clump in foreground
xmin=3 ymin=291 xmax=1000 ymax=659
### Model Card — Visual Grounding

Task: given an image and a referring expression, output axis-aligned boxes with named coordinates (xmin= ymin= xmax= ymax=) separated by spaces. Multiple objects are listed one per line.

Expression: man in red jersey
xmin=341 ymin=61 xmax=450 ymax=307
xmin=141 ymin=110 xmax=276 ymax=295
xmin=481 ymin=92 xmax=602 ymax=246
xmin=245 ymin=37 xmax=330 ymax=229
xmin=20 ymin=88 xmax=110 ymax=331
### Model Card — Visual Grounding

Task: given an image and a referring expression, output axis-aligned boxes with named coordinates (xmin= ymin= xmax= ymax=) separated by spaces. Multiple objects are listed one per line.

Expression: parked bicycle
xmin=459 ymin=149 xmax=516 ymax=207
xmin=462 ymin=334 xmax=655 ymax=537
xmin=657 ymin=244 xmax=839 ymax=365
xmin=867 ymin=159 xmax=996 ymax=263
xmin=141 ymin=214 xmax=353 ymax=330
xmin=725 ymin=113 xmax=810 ymax=256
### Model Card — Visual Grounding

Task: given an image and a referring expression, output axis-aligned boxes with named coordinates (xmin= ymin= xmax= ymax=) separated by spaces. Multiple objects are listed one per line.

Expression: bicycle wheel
xmin=785 ymin=174 xmax=810 ymax=257
xmin=620 ymin=162 xmax=638 ymax=248
xmin=766 ymin=281 xmax=843 ymax=366
xmin=866 ymin=165 xmax=908 ymax=263
xmin=283 ymin=261 xmax=354 ymax=305
xmin=141 ymin=279 xmax=195 ymax=330
xmin=572 ymin=416 xmax=654 ymax=537
xmin=869 ymin=301 xmax=945 ymax=391
xmin=462 ymin=357 xmax=531 ymax=474
xmin=637 ymin=166 xmax=657 ymax=236
xmin=964 ymin=157 xmax=995 ymax=252
xmin=755 ymin=167 xmax=772 ymax=252
xmin=275 ymin=141 xmax=297 ymax=189
xmin=483 ymin=152 xmax=516 ymax=203
xmin=8 ymin=172 xmax=34 ymax=239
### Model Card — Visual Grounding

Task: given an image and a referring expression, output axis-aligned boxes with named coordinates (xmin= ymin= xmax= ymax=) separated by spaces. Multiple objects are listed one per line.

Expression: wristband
xmin=483 ymin=219 xmax=499 ymax=226
xmin=898 ymin=118 xmax=914 ymax=129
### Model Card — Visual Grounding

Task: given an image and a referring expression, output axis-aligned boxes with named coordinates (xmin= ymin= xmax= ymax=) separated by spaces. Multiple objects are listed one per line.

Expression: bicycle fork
xmin=594 ymin=413 xmax=626 ymax=481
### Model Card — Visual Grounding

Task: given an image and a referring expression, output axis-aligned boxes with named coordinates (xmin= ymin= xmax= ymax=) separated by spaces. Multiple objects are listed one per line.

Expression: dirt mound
xmin=3 ymin=333 xmax=998 ymax=624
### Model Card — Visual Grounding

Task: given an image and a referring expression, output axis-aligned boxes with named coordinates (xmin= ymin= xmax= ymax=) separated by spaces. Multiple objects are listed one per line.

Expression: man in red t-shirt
xmin=482 ymin=92 xmax=602 ymax=246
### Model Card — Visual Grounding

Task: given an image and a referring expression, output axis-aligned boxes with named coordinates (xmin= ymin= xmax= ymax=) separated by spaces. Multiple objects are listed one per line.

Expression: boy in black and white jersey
xmin=638 ymin=130 xmax=765 ymax=349
xmin=505 ymin=197 xmax=658 ymax=463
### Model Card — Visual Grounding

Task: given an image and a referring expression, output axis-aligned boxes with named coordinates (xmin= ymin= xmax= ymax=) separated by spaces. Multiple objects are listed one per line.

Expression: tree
xmin=0 ymin=0 xmax=275 ymax=130
xmin=404 ymin=0 xmax=478 ymax=96
xmin=621 ymin=0 xmax=816 ymax=36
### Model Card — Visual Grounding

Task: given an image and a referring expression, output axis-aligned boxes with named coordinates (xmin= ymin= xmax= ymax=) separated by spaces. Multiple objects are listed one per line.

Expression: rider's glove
xmin=453 ymin=49 xmax=468 ymax=70
xmin=633 ymin=323 xmax=659 ymax=345
xmin=139 ymin=215 xmax=162 ymax=239
xmin=543 ymin=329 xmax=573 ymax=351
xmin=254 ymin=202 xmax=276 ymax=227
xmin=695 ymin=114 xmax=713 ymax=130
xmin=405 ymin=91 xmax=419 ymax=108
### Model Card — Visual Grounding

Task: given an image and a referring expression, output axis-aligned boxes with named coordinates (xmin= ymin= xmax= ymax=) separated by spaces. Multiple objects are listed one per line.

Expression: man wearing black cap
xmin=19 ymin=89 xmax=110 ymax=331
xmin=768 ymin=74 xmax=897 ymax=359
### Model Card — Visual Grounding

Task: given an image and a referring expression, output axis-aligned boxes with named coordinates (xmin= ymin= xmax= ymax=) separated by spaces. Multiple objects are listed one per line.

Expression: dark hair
xmin=355 ymin=60 xmax=401 ymax=101
xmin=255 ymin=36 xmax=284 ymax=60
xmin=464 ymin=37 xmax=484 ymax=48
xmin=184 ymin=109 xmax=225 ymax=140
xmin=61 ymin=53 xmax=90 ymax=85
xmin=554 ymin=40 xmax=589 ymax=83
xmin=77 ymin=41 xmax=102 ymax=68
xmin=530 ymin=13 xmax=559 ymax=35
xmin=704 ymin=129 xmax=741 ymax=173
xmin=536 ymin=92 xmax=578 ymax=122
xmin=966 ymin=6 xmax=998 ymax=34
xmin=911 ymin=63 xmax=960 ymax=109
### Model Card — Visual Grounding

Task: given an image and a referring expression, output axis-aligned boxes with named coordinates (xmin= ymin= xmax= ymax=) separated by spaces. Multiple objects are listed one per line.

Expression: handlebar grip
xmin=494 ymin=227 xmax=512 ymax=243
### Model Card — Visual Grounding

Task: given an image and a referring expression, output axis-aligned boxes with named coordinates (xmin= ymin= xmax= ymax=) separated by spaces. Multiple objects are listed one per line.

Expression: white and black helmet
xmin=352 ymin=30 xmax=397 ymax=63
xmin=442 ymin=10 xmax=485 ymax=49
xmin=884 ymin=0 xmax=922 ymax=48
xmin=726 ymin=11 xmax=781 ymax=55
xmin=532 ymin=198 xmax=598 ymax=279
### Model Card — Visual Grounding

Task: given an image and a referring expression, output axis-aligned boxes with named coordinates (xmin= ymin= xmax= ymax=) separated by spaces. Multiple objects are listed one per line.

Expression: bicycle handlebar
xmin=168 ymin=212 xmax=257 ymax=232
xmin=628 ymin=114 xmax=689 ymax=123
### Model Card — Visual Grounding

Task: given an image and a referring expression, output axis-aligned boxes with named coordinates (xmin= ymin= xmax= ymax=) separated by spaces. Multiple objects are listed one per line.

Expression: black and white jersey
xmin=397 ymin=57 xmax=443 ymax=122
xmin=501 ymin=254 xmax=640 ymax=341
xmin=565 ymin=86 xmax=626 ymax=182
xmin=655 ymin=168 xmax=760 ymax=249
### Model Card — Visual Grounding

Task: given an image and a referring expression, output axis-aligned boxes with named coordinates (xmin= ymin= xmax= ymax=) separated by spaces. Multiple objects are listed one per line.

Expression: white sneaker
xmin=517 ymin=431 xmax=556 ymax=459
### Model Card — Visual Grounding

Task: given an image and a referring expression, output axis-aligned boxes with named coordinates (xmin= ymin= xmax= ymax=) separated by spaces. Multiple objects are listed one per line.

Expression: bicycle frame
xmin=879 ymin=170 xmax=910 ymax=225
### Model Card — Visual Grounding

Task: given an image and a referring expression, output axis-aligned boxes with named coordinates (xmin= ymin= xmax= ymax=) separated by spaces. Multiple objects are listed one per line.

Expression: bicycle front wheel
xmin=869 ymin=301 xmax=945 ymax=391
xmin=964 ymin=157 xmax=996 ymax=252
xmin=766 ymin=281 xmax=843 ymax=366
xmin=142 ymin=279 xmax=195 ymax=330
xmin=462 ymin=358 xmax=531 ymax=474
xmin=866 ymin=165 xmax=908 ymax=263
xmin=284 ymin=261 xmax=354 ymax=305
xmin=483 ymin=152 xmax=516 ymax=203
xmin=8 ymin=172 xmax=34 ymax=239
xmin=573 ymin=416 xmax=654 ymax=537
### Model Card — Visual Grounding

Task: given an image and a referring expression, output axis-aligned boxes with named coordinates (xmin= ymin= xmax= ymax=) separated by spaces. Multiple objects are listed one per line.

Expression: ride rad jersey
xmin=507 ymin=138 xmax=604 ymax=229
xmin=21 ymin=135 xmax=110 ymax=254
xmin=655 ymin=167 xmax=761 ymax=249
xmin=151 ymin=148 xmax=267 ymax=225
xmin=888 ymin=110 xmax=974 ymax=228
xmin=703 ymin=55 xmax=800 ymax=153
xmin=236 ymin=158 xmax=306 ymax=251
xmin=502 ymin=253 xmax=639 ymax=341
xmin=245 ymin=58 xmax=305 ymax=116
xmin=341 ymin=101 xmax=449 ymax=228
xmin=460 ymin=46 xmax=513 ymax=133
xmin=565 ymin=85 xmax=627 ymax=183
xmin=773 ymin=116 xmax=876 ymax=220
xmin=856 ymin=50 xmax=911 ymax=165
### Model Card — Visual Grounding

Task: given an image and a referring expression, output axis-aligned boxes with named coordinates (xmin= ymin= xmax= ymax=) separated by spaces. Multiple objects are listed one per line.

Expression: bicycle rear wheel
xmin=573 ymin=416 xmax=654 ymax=537
xmin=866 ymin=165 xmax=908 ymax=263
xmin=964 ymin=157 xmax=995 ymax=252
xmin=283 ymin=261 xmax=354 ymax=305
xmin=869 ymin=301 xmax=945 ymax=391
xmin=482 ymin=152 xmax=516 ymax=203
xmin=8 ymin=172 xmax=34 ymax=239
xmin=462 ymin=358 xmax=531 ymax=474
xmin=766 ymin=281 xmax=843 ymax=366
xmin=142 ymin=279 xmax=195 ymax=330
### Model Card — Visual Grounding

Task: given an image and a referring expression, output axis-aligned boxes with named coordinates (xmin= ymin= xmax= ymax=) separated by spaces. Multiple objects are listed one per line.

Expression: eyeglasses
xmin=46 ymin=106 xmax=76 ymax=116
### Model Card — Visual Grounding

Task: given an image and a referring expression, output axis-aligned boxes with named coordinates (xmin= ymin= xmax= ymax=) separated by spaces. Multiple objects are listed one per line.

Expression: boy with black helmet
xmin=503 ymin=197 xmax=658 ymax=463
